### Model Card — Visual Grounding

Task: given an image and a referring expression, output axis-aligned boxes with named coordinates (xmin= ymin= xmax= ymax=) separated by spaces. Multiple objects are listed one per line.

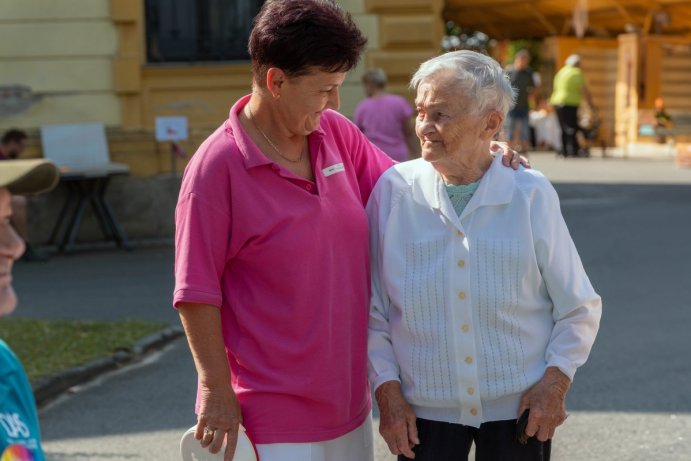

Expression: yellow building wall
xmin=111 ymin=0 xmax=442 ymax=176
xmin=339 ymin=0 xmax=380 ymax=118
xmin=2 ymin=0 xmax=442 ymax=177
xmin=110 ymin=0 xmax=392 ymax=176
xmin=364 ymin=0 xmax=444 ymax=101
xmin=0 ymin=0 xmax=120 ymax=130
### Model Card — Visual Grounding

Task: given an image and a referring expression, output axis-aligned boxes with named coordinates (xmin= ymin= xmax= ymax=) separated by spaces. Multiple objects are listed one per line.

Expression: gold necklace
xmin=247 ymin=104 xmax=304 ymax=164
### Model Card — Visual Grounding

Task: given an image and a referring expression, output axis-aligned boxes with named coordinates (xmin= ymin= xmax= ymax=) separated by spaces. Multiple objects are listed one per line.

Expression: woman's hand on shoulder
xmin=490 ymin=141 xmax=531 ymax=170
xmin=195 ymin=382 xmax=243 ymax=461
xmin=375 ymin=380 xmax=419 ymax=458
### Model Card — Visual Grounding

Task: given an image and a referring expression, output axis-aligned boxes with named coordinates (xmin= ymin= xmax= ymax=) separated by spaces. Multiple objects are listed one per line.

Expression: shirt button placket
xmin=455 ymin=225 xmax=476 ymax=424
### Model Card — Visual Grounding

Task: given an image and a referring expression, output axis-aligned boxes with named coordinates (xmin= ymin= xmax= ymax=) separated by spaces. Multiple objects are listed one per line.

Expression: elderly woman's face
xmin=278 ymin=69 xmax=347 ymax=135
xmin=415 ymin=72 xmax=488 ymax=163
xmin=0 ymin=188 xmax=25 ymax=316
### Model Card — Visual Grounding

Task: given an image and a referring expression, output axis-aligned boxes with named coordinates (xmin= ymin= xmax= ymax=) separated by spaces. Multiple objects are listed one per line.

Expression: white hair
xmin=565 ymin=54 xmax=581 ymax=67
xmin=410 ymin=50 xmax=516 ymax=117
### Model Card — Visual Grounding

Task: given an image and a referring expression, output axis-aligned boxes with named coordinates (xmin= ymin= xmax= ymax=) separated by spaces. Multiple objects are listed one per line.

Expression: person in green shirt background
xmin=550 ymin=54 xmax=597 ymax=157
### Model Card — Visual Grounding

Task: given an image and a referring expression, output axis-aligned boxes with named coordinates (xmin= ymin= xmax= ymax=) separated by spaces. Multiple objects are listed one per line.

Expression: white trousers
xmin=255 ymin=415 xmax=373 ymax=461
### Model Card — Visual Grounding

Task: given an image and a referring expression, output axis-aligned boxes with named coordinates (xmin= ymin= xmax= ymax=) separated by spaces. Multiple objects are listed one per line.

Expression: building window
xmin=145 ymin=0 xmax=264 ymax=63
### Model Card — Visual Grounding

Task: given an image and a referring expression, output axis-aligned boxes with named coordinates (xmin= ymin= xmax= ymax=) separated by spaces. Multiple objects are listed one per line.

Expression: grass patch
xmin=0 ymin=318 xmax=169 ymax=381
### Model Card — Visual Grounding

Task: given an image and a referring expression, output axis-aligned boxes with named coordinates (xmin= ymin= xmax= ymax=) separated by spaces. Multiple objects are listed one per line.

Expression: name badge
xmin=322 ymin=163 xmax=345 ymax=177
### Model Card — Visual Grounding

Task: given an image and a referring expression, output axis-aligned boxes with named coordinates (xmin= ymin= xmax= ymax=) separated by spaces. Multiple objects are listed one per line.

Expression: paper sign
xmin=155 ymin=116 xmax=189 ymax=142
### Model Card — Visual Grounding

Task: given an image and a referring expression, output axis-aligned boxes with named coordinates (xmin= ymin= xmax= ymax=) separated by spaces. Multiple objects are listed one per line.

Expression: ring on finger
xmin=203 ymin=426 xmax=215 ymax=438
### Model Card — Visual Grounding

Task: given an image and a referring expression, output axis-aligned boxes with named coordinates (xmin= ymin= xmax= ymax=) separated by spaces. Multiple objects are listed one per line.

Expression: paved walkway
xmin=9 ymin=152 xmax=691 ymax=460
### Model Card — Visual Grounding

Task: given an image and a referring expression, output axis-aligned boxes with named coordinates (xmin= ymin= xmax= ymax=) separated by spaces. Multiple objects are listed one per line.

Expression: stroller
xmin=576 ymin=110 xmax=601 ymax=157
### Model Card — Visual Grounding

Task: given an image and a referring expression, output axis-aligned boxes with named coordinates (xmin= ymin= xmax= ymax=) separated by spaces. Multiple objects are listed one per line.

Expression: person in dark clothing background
xmin=504 ymin=50 xmax=539 ymax=154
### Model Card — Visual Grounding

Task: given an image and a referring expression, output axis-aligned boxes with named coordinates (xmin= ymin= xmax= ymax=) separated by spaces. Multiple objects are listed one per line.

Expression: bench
xmin=40 ymin=123 xmax=132 ymax=252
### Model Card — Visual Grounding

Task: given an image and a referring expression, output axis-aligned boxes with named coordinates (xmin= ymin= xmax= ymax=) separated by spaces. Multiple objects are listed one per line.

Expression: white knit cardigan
xmin=366 ymin=155 xmax=602 ymax=427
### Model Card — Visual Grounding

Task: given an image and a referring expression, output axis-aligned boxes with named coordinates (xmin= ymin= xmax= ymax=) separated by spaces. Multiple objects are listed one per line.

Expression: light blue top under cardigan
xmin=444 ymin=180 xmax=480 ymax=216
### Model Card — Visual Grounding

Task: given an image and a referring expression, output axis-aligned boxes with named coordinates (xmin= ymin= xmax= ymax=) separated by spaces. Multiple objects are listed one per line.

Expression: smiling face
xmin=0 ymin=188 xmax=26 ymax=316
xmin=274 ymin=68 xmax=347 ymax=135
xmin=415 ymin=71 xmax=493 ymax=165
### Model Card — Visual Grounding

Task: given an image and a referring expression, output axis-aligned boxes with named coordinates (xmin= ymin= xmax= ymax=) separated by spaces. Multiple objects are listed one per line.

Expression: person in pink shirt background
xmin=173 ymin=1 xmax=524 ymax=460
xmin=354 ymin=69 xmax=416 ymax=162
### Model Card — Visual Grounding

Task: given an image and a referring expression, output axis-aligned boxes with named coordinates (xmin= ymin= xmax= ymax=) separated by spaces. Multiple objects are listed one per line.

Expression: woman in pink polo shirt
xmin=174 ymin=2 xmax=522 ymax=460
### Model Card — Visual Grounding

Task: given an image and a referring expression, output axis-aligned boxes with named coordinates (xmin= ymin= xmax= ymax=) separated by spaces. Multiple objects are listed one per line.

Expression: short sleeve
xmin=173 ymin=139 xmax=233 ymax=309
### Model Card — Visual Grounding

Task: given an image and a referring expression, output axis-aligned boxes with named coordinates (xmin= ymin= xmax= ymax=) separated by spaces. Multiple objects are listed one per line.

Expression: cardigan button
xmin=470 ymin=408 xmax=478 ymax=416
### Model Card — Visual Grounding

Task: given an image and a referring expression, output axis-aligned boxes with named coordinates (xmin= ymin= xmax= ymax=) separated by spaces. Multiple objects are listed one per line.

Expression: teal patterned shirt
xmin=444 ymin=180 xmax=481 ymax=216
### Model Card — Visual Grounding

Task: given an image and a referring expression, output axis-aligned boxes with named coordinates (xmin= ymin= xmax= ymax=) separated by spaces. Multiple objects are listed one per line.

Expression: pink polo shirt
xmin=174 ymin=95 xmax=394 ymax=444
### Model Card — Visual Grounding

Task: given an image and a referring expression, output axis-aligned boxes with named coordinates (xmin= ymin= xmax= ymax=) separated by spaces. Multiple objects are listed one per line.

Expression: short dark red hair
xmin=249 ymin=0 xmax=367 ymax=85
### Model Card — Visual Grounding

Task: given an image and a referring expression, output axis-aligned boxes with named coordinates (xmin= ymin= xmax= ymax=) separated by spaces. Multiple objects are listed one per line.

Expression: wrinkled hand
xmin=490 ymin=141 xmax=531 ymax=169
xmin=518 ymin=367 xmax=571 ymax=442
xmin=375 ymin=381 xmax=419 ymax=458
xmin=195 ymin=382 xmax=243 ymax=461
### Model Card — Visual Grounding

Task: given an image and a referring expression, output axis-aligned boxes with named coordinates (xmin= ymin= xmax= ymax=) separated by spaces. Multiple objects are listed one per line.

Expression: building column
xmin=341 ymin=0 xmax=443 ymax=116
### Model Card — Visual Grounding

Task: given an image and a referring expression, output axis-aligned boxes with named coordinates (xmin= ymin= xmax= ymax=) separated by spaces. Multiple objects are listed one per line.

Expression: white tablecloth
xmin=530 ymin=111 xmax=562 ymax=152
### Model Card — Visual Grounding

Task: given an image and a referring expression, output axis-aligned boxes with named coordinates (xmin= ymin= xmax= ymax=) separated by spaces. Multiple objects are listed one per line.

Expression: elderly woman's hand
xmin=517 ymin=367 xmax=571 ymax=442
xmin=375 ymin=381 xmax=419 ymax=458
xmin=490 ymin=141 xmax=530 ymax=170
xmin=195 ymin=381 xmax=243 ymax=461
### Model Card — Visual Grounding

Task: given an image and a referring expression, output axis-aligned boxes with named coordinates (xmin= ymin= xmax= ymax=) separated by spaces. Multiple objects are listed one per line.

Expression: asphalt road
xmin=10 ymin=154 xmax=691 ymax=460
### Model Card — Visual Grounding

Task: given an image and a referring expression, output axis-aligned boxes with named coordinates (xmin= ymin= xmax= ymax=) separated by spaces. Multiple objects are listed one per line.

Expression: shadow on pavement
xmin=555 ymin=183 xmax=691 ymax=414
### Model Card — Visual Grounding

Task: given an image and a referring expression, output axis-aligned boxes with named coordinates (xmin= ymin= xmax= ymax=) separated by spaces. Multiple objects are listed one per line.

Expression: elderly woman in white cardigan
xmin=366 ymin=50 xmax=601 ymax=461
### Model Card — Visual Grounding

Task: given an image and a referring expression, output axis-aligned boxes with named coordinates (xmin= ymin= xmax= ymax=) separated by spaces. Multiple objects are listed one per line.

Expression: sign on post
xmin=155 ymin=116 xmax=188 ymax=142
xmin=155 ymin=116 xmax=189 ymax=176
